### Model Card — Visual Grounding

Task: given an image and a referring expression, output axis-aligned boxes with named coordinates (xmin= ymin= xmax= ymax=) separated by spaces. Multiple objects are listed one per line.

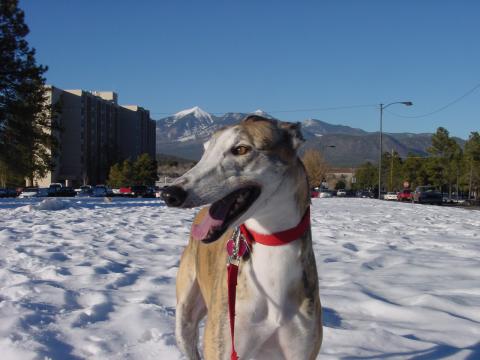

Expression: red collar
xmin=239 ymin=207 xmax=310 ymax=246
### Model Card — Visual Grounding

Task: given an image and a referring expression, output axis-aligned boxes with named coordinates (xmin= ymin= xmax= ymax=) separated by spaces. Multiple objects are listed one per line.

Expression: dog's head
xmin=161 ymin=115 xmax=305 ymax=243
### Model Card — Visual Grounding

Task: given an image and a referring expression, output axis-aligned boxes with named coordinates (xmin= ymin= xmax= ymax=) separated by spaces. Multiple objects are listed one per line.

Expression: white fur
xmin=174 ymin=121 xmax=320 ymax=359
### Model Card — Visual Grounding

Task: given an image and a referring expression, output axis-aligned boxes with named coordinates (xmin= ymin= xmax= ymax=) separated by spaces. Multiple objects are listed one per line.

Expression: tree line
xmin=107 ymin=153 xmax=157 ymax=187
xmin=302 ymin=127 xmax=480 ymax=199
xmin=353 ymin=127 xmax=480 ymax=199
xmin=0 ymin=0 xmax=59 ymax=187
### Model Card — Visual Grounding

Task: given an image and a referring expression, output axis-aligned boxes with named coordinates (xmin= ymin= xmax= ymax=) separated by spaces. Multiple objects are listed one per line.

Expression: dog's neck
xmin=244 ymin=158 xmax=309 ymax=235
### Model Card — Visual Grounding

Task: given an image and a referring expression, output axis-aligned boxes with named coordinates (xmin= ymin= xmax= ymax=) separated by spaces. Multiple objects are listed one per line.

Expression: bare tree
xmin=302 ymin=149 xmax=330 ymax=188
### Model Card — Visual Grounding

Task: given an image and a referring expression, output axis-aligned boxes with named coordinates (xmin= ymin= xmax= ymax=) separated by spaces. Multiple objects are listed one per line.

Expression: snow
xmin=252 ymin=109 xmax=269 ymax=117
xmin=173 ymin=106 xmax=213 ymax=124
xmin=176 ymin=134 xmax=196 ymax=142
xmin=1 ymin=197 xmax=479 ymax=359
xmin=304 ymin=118 xmax=317 ymax=126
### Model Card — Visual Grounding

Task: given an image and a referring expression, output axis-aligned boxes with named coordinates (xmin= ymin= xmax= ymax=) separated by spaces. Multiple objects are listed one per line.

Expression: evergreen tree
xmin=464 ymin=132 xmax=480 ymax=199
xmin=427 ymin=127 xmax=462 ymax=196
xmin=335 ymin=179 xmax=346 ymax=190
xmin=401 ymin=154 xmax=429 ymax=189
xmin=354 ymin=162 xmax=377 ymax=191
xmin=133 ymin=153 xmax=157 ymax=186
xmin=0 ymin=0 xmax=58 ymax=186
xmin=107 ymin=154 xmax=158 ymax=187
xmin=107 ymin=163 xmax=125 ymax=188
xmin=121 ymin=158 xmax=134 ymax=185
xmin=382 ymin=150 xmax=404 ymax=191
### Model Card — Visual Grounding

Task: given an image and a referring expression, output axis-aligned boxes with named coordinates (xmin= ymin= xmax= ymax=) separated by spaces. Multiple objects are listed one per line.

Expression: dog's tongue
xmin=191 ymin=197 xmax=235 ymax=241
xmin=191 ymin=214 xmax=223 ymax=241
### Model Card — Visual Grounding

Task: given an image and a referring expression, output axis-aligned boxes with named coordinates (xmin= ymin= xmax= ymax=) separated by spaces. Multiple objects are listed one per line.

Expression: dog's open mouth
xmin=191 ymin=186 xmax=261 ymax=243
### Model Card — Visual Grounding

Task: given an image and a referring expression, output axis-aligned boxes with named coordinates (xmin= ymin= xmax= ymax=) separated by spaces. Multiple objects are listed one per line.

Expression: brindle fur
xmin=175 ymin=117 xmax=322 ymax=359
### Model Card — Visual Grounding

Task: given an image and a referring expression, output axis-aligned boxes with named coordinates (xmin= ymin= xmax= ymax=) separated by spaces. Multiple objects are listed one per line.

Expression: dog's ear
xmin=279 ymin=122 xmax=305 ymax=151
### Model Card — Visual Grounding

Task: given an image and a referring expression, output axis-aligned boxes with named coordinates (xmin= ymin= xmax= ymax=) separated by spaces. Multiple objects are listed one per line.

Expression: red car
xmin=397 ymin=189 xmax=413 ymax=201
xmin=119 ymin=186 xmax=133 ymax=196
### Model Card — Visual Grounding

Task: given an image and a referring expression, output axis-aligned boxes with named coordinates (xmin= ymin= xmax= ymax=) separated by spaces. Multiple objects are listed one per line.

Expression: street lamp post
xmin=378 ymin=101 xmax=413 ymax=199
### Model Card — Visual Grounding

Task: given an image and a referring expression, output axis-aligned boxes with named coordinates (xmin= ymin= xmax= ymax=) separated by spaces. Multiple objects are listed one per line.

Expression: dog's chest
xmin=238 ymin=241 xmax=303 ymax=325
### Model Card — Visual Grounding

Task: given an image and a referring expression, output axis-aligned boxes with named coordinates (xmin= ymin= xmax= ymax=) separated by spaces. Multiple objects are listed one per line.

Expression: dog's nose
xmin=161 ymin=186 xmax=187 ymax=207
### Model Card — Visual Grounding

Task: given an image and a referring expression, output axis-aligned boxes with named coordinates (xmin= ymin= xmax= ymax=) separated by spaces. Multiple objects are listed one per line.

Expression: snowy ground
xmin=0 ymin=197 xmax=479 ymax=360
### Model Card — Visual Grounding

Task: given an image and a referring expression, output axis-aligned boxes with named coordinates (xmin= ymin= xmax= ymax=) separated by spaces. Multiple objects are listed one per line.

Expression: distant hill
xmin=155 ymin=107 xmax=464 ymax=167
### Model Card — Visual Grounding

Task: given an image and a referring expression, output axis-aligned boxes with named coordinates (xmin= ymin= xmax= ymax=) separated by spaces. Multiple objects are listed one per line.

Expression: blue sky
xmin=21 ymin=0 xmax=480 ymax=139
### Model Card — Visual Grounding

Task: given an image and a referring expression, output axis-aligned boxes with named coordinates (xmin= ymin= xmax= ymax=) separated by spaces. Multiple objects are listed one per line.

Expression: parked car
xmin=77 ymin=185 xmax=93 ymax=197
xmin=131 ymin=185 xmax=156 ymax=198
xmin=119 ymin=186 xmax=133 ymax=197
xmin=48 ymin=183 xmax=63 ymax=196
xmin=397 ymin=189 xmax=413 ymax=202
xmin=0 ymin=188 xmax=18 ymax=198
xmin=319 ymin=190 xmax=333 ymax=198
xmin=336 ymin=189 xmax=347 ymax=197
xmin=311 ymin=189 xmax=320 ymax=198
xmin=18 ymin=187 xmax=39 ymax=198
xmin=37 ymin=188 xmax=50 ymax=197
xmin=145 ymin=186 xmax=156 ymax=198
xmin=50 ymin=187 xmax=76 ymax=197
xmin=92 ymin=185 xmax=113 ymax=197
xmin=62 ymin=187 xmax=77 ymax=197
xmin=356 ymin=190 xmax=374 ymax=198
xmin=384 ymin=192 xmax=398 ymax=201
xmin=413 ymin=186 xmax=442 ymax=205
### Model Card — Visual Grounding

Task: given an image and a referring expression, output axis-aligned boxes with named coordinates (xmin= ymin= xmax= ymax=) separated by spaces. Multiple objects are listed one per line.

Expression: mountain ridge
xmin=155 ymin=107 xmax=463 ymax=166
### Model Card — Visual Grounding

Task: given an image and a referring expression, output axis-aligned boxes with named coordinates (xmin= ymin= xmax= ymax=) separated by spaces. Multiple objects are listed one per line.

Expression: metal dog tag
xmin=226 ymin=237 xmax=248 ymax=258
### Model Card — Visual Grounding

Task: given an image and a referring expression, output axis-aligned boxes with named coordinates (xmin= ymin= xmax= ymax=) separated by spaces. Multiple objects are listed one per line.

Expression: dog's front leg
xmin=176 ymin=243 xmax=207 ymax=360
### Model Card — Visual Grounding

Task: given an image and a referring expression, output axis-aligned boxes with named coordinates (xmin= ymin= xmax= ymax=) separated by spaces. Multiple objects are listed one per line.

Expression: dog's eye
xmin=231 ymin=145 xmax=251 ymax=156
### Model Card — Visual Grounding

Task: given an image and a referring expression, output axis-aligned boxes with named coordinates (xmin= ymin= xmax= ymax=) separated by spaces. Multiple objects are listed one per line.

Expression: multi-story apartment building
xmin=37 ymin=86 xmax=156 ymax=187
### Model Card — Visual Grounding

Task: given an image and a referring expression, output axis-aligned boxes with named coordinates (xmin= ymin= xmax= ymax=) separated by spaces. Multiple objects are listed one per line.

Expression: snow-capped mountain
xmin=156 ymin=106 xmax=216 ymax=142
xmin=155 ymin=107 xmax=441 ymax=166
xmin=173 ymin=106 xmax=213 ymax=123
xmin=156 ymin=107 xmax=274 ymax=143
xmin=252 ymin=109 xmax=273 ymax=118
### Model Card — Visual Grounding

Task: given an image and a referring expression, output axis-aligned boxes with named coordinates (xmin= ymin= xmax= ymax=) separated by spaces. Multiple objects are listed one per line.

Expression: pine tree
xmin=121 ymin=158 xmax=134 ymax=185
xmin=354 ymin=162 xmax=377 ymax=191
xmin=107 ymin=163 xmax=125 ymax=188
xmin=133 ymin=153 xmax=157 ymax=186
xmin=464 ymin=132 xmax=480 ymax=200
xmin=427 ymin=127 xmax=462 ymax=196
xmin=381 ymin=150 xmax=404 ymax=192
xmin=107 ymin=154 xmax=158 ymax=187
xmin=0 ymin=0 xmax=58 ymax=186
xmin=401 ymin=154 xmax=429 ymax=189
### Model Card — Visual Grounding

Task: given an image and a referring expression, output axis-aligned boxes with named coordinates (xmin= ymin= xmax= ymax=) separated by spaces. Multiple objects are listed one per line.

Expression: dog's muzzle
xmin=161 ymin=185 xmax=187 ymax=207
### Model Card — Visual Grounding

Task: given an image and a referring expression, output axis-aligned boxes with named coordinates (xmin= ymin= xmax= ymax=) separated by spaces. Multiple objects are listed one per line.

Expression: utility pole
xmin=377 ymin=101 xmax=413 ymax=199
xmin=390 ymin=148 xmax=394 ymax=192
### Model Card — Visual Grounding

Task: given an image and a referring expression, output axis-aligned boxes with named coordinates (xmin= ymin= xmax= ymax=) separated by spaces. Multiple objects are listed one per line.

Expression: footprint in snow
xmin=107 ymin=269 xmax=144 ymax=289
xmin=343 ymin=243 xmax=359 ymax=252
xmin=72 ymin=299 xmax=114 ymax=327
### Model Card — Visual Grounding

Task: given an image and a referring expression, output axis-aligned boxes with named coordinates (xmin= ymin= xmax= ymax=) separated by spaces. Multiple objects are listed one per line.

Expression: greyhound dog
xmin=161 ymin=115 xmax=322 ymax=359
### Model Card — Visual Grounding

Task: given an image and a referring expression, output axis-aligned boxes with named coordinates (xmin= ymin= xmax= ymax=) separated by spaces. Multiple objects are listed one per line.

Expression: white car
xmin=336 ymin=189 xmax=347 ymax=197
xmin=319 ymin=191 xmax=333 ymax=198
xmin=384 ymin=192 xmax=398 ymax=201
xmin=18 ymin=188 xmax=39 ymax=198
